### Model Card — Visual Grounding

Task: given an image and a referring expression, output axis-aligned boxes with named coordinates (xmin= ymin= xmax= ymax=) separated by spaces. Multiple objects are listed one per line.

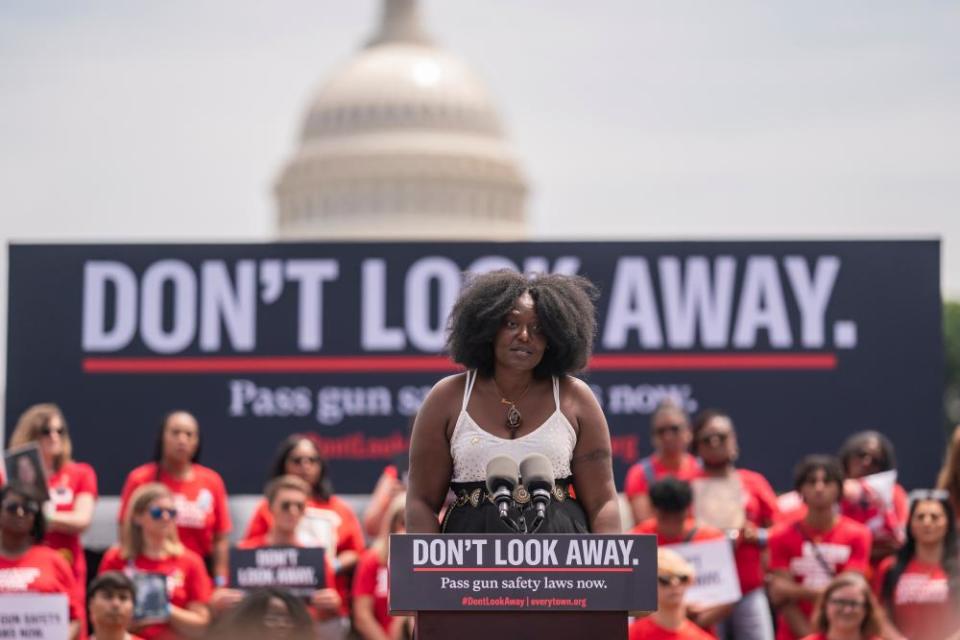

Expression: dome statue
xmin=275 ymin=0 xmax=528 ymax=239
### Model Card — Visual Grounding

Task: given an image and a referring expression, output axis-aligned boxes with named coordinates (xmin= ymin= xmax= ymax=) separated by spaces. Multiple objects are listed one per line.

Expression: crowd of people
xmin=1 ymin=270 xmax=958 ymax=640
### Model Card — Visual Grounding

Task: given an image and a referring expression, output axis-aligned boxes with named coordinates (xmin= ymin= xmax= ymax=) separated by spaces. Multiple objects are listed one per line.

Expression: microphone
xmin=519 ymin=454 xmax=555 ymax=533
xmin=485 ymin=456 xmax=520 ymax=532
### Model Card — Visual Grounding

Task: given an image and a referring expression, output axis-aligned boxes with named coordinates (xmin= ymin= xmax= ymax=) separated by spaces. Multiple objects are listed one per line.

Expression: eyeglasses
xmin=698 ymin=432 xmax=729 ymax=446
xmin=40 ymin=426 xmax=65 ymax=437
xmin=147 ymin=507 xmax=177 ymax=521
xmin=2 ymin=501 xmax=40 ymax=515
xmin=657 ymin=574 xmax=691 ymax=587
xmin=289 ymin=456 xmax=320 ymax=466
xmin=653 ymin=424 xmax=682 ymax=437
xmin=828 ymin=598 xmax=865 ymax=610
xmin=278 ymin=501 xmax=306 ymax=513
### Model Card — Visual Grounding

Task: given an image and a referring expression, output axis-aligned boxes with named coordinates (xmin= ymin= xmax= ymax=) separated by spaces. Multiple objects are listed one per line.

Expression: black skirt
xmin=441 ymin=478 xmax=590 ymax=534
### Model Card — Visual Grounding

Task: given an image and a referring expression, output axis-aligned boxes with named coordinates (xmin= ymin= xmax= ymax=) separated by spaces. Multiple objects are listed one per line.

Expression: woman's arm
xmin=406 ymin=377 xmax=457 ymax=534
xmin=168 ymin=602 xmax=211 ymax=637
xmin=363 ymin=471 xmax=403 ymax=537
xmin=353 ymin=594 xmax=392 ymax=640
xmin=46 ymin=493 xmax=95 ymax=535
xmin=567 ymin=378 xmax=622 ymax=534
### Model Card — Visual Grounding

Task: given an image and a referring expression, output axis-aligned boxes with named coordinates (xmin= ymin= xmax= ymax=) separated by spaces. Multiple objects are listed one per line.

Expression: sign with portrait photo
xmin=3 ymin=443 xmax=49 ymax=501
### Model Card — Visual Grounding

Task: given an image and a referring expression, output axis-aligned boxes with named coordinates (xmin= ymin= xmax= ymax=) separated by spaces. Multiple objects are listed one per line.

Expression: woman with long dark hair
xmin=407 ymin=270 xmax=621 ymax=535
xmin=208 ymin=588 xmax=314 ymax=640
xmin=118 ymin=411 xmax=232 ymax=585
xmin=873 ymin=490 xmax=960 ymax=640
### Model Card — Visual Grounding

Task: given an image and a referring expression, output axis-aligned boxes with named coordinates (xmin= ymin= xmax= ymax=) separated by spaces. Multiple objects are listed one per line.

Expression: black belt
xmin=450 ymin=478 xmax=575 ymax=508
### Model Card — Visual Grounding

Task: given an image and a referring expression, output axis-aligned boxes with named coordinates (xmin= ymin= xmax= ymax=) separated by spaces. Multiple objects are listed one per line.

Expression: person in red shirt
xmin=88 ymin=571 xmax=143 ymax=640
xmin=873 ymin=490 xmax=960 ymax=640
xmin=629 ymin=547 xmax=715 ymax=640
xmin=242 ymin=433 xmax=364 ymax=610
xmin=8 ymin=404 xmax=98 ymax=591
xmin=118 ymin=411 xmax=231 ymax=586
xmin=768 ymin=455 xmax=872 ymax=640
xmin=354 ymin=493 xmax=411 ymax=640
xmin=100 ymin=482 xmax=212 ymax=640
xmin=631 ymin=477 xmax=731 ymax=635
xmin=624 ymin=400 xmax=701 ymax=525
xmin=691 ymin=409 xmax=778 ymax=640
xmin=801 ymin=572 xmax=883 ymax=640
xmin=213 ymin=475 xmax=342 ymax=637
xmin=0 ymin=482 xmax=83 ymax=639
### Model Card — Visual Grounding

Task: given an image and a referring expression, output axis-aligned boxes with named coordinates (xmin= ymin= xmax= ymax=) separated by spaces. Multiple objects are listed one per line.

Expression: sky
xmin=1 ymin=0 xmax=959 ymax=401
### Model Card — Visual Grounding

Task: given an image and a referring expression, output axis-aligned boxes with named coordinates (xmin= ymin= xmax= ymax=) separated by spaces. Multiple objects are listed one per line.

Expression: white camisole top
xmin=449 ymin=370 xmax=578 ymax=483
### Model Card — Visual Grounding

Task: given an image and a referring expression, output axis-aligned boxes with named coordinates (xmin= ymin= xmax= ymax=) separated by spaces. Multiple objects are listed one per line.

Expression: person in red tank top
xmin=118 ymin=411 xmax=231 ymax=586
xmin=873 ymin=491 xmax=960 ymax=640
xmin=768 ymin=456 xmax=872 ymax=640
xmin=690 ymin=409 xmax=778 ymax=640
xmin=100 ymin=483 xmax=212 ymax=640
xmin=624 ymin=400 xmax=701 ymax=525
xmin=0 ymin=482 xmax=83 ymax=639
xmin=88 ymin=571 xmax=144 ymax=640
xmin=8 ymin=404 xmax=98 ymax=592
xmin=800 ymin=572 xmax=883 ymax=640
xmin=629 ymin=547 xmax=715 ymax=640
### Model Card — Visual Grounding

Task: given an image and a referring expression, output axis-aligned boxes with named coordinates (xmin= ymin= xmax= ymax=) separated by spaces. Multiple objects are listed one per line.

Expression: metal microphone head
xmin=519 ymin=453 xmax=555 ymax=493
xmin=485 ymin=456 xmax=520 ymax=494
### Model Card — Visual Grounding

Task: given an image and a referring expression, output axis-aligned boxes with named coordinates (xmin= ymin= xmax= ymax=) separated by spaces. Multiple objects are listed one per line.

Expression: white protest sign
xmin=862 ymin=470 xmax=897 ymax=507
xmin=0 ymin=593 xmax=69 ymax=639
xmin=665 ymin=538 xmax=742 ymax=607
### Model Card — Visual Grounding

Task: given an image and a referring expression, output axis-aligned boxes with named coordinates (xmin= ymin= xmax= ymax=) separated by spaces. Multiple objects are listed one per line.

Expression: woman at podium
xmin=406 ymin=269 xmax=621 ymax=535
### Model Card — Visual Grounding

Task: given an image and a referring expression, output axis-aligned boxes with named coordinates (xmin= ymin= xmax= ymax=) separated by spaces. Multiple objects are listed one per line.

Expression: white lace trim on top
xmin=449 ymin=370 xmax=577 ymax=483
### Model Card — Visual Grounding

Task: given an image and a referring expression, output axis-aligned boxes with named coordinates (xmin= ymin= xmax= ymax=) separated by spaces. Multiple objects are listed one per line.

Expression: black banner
xmin=388 ymin=534 xmax=658 ymax=613
xmin=4 ymin=241 xmax=942 ymax=494
xmin=229 ymin=546 xmax=326 ymax=595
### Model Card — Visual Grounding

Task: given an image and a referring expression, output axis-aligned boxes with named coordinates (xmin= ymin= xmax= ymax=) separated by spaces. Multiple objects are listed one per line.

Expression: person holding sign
xmin=353 ymin=494 xmax=410 ymax=640
xmin=628 ymin=547 xmax=715 ymax=640
xmin=118 ymin=411 xmax=232 ymax=585
xmin=8 ymin=403 xmax=98 ymax=592
xmin=624 ymin=400 xmax=701 ymax=525
xmin=801 ymin=572 xmax=882 ymax=640
xmin=873 ymin=490 xmax=960 ymax=640
xmin=88 ymin=571 xmax=141 ymax=640
xmin=0 ymin=482 xmax=83 ymax=637
xmin=768 ymin=456 xmax=872 ymax=640
xmin=223 ymin=475 xmax=342 ymax=638
xmin=99 ymin=482 xmax=213 ymax=639
xmin=407 ymin=270 xmax=621 ymax=535
xmin=691 ymin=409 xmax=778 ymax=640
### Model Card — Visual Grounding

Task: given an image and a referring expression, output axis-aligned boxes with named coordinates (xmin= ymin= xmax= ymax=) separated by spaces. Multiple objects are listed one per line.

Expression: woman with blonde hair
xmin=9 ymin=403 xmax=98 ymax=589
xmin=936 ymin=425 xmax=960 ymax=524
xmin=99 ymin=483 xmax=212 ymax=639
xmin=353 ymin=493 xmax=410 ymax=640
xmin=802 ymin=573 xmax=882 ymax=640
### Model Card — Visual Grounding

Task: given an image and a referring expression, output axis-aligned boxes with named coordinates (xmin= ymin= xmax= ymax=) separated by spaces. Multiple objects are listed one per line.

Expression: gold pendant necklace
xmin=492 ymin=378 xmax=531 ymax=438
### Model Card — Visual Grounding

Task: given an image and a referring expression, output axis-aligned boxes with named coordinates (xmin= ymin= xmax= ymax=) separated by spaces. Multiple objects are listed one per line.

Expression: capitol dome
xmin=275 ymin=0 xmax=528 ymax=239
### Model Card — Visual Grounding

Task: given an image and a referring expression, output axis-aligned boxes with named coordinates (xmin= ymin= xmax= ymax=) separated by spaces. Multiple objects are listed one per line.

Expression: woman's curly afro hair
xmin=445 ymin=269 xmax=599 ymax=379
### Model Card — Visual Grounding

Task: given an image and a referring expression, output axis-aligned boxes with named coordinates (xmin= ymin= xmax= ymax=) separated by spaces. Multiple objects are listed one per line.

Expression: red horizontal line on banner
xmin=412 ymin=567 xmax=634 ymax=573
xmin=82 ymin=353 xmax=837 ymax=374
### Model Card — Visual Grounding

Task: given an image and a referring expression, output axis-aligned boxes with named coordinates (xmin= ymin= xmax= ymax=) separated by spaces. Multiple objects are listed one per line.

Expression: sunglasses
xmin=657 ymin=574 xmax=691 ymax=587
xmin=909 ymin=489 xmax=950 ymax=503
xmin=289 ymin=456 xmax=320 ymax=466
xmin=653 ymin=424 xmax=682 ymax=437
xmin=698 ymin=432 xmax=729 ymax=446
xmin=148 ymin=506 xmax=177 ymax=521
xmin=828 ymin=598 xmax=865 ymax=610
xmin=278 ymin=500 xmax=306 ymax=513
xmin=40 ymin=426 xmax=65 ymax=437
xmin=3 ymin=501 xmax=40 ymax=515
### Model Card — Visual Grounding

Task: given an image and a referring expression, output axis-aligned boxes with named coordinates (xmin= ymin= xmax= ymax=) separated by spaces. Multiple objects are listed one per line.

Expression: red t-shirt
xmin=624 ymin=453 xmax=701 ymax=498
xmin=769 ymin=516 xmax=872 ymax=640
xmin=691 ymin=468 xmax=779 ymax=594
xmin=629 ymin=616 xmax=716 ymax=640
xmin=118 ymin=463 xmax=231 ymax=559
xmin=98 ymin=546 xmax=212 ymax=640
xmin=45 ymin=461 xmax=98 ymax=585
xmin=242 ymin=495 xmax=364 ymax=606
xmin=800 ymin=636 xmax=881 ymax=640
xmin=353 ymin=549 xmax=392 ymax=634
xmin=872 ymin=556 xmax=959 ymax=640
xmin=841 ymin=482 xmax=908 ymax=542
xmin=0 ymin=545 xmax=83 ymax=622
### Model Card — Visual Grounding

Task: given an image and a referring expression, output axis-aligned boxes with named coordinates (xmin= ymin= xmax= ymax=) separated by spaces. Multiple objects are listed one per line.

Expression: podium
xmin=389 ymin=534 xmax=657 ymax=640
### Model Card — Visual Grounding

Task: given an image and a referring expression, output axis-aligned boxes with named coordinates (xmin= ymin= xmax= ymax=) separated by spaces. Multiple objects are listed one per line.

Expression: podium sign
xmin=389 ymin=534 xmax=656 ymax=614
